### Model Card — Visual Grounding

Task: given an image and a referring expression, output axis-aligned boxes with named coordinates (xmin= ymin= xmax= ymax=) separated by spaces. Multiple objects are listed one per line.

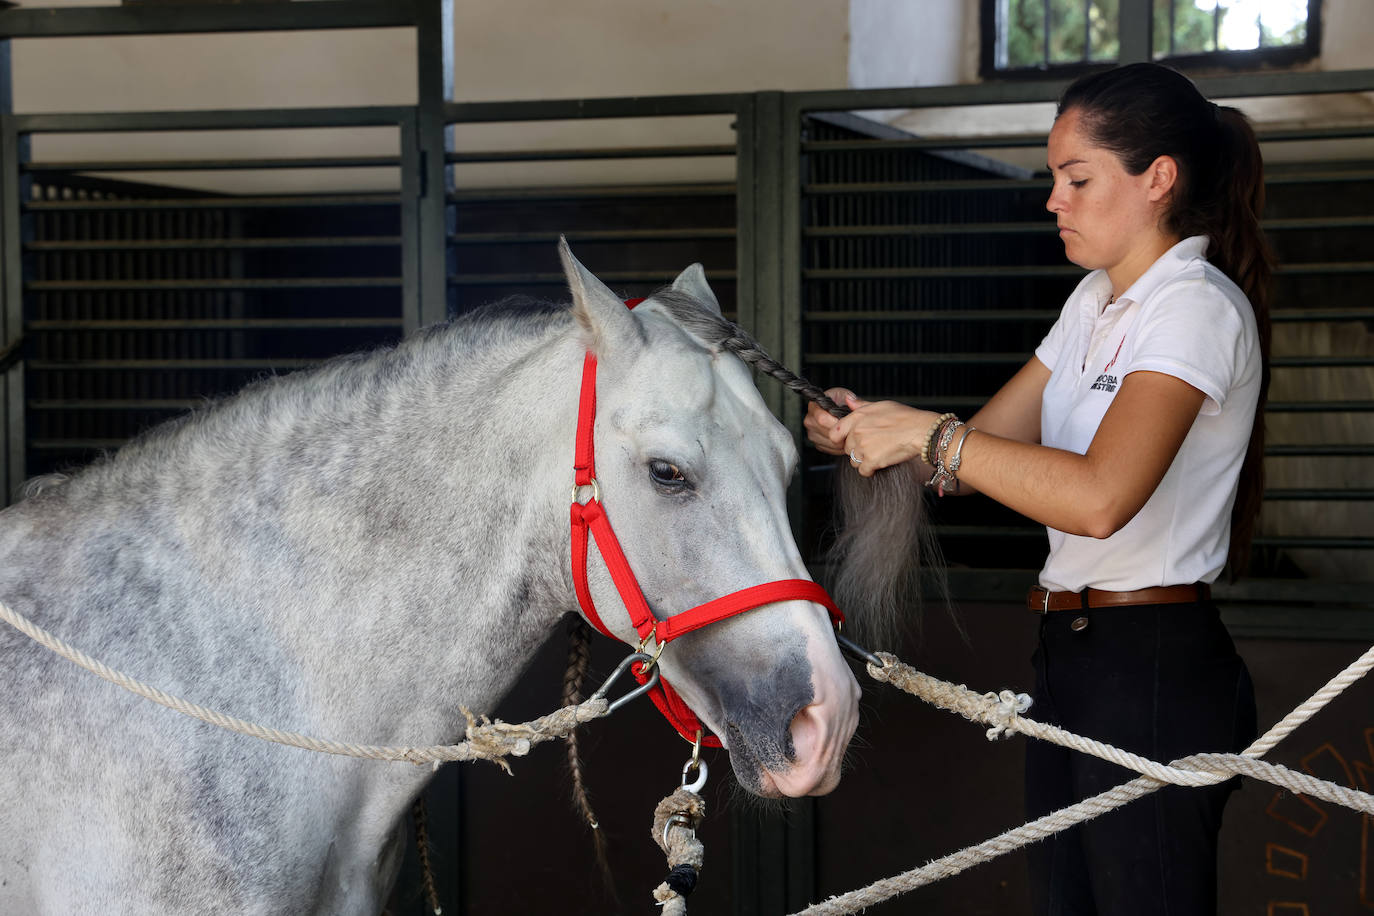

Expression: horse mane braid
xmin=651 ymin=289 xmax=939 ymax=647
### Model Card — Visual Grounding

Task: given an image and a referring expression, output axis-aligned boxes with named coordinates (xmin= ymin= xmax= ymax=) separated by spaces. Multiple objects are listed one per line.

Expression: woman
xmin=805 ymin=62 xmax=1269 ymax=915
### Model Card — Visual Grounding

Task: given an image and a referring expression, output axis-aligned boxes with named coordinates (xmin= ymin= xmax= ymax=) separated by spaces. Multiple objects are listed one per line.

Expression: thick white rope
xmin=0 ymin=599 xmax=608 ymax=769
xmin=792 ymin=643 xmax=1374 ymax=915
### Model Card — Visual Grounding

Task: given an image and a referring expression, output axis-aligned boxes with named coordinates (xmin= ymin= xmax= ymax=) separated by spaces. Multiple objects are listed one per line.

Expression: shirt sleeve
xmin=1124 ymin=275 xmax=1252 ymax=416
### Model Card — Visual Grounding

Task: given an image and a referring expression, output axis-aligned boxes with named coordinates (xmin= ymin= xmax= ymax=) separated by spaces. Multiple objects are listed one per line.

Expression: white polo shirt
xmin=1033 ymin=235 xmax=1261 ymax=592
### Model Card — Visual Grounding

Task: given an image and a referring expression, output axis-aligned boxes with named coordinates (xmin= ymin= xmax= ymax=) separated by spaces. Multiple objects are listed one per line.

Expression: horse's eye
xmin=649 ymin=459 xmax=689 ymax=489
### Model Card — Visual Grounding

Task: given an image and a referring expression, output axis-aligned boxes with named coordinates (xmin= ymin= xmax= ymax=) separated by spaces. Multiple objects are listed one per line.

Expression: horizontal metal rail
xmin=27 ymin=359 xmax=321 ymax=371
xmin=27 ymin=318 xmax=401 ymax=332
xmin=804 ymin=265 xmax=1082 ymax=280
xmin=0 ymin=1 xmax=414 ymax=38
xmin=29 ymin=400 xmax=202 ymax=412
xmin=1264 ymin=489 xmax=1374 ymax=501
xmin=25 ymin=156 xmax=401 ymax=173
xmin=26 ymin=237 xmax=401 ymax=252
xmin=806 ymin=309 xmax=1060 ymax=323
xmin=12 ymin=107 xmax=413 ymax=134
xmin=1266 ymin=444 xmax=1374 ymax=457
xmin=447 ymin=183 xmax=734 ymax=203
xmin=447 ymin=144 xmax=735 ymax=164
xmin=803 ymin=216 xmax=1374 ymax=237
xmin=26 ymin=279 xmax=401 ymax=292
xmin=449 ymin=271 xmax=737 ymax=287
xmin=804 ymin=307 xmax=1374 ymax=323
xmin=443 ymin=93 xmax=748 ymax=124
xmin=24 ymin=194 xmax=400 ymax=211
xmin=451 ymin=228 xmax=734 ymax=245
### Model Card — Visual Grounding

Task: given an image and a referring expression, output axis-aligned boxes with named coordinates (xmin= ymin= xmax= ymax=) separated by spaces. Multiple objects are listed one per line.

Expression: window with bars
xmin=982 ymin=0 xmax=1320 ymax=75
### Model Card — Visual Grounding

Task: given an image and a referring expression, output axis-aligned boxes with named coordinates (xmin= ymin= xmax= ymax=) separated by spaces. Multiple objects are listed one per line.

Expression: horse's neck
xmin=44 ymin=326 xmax=581 ymax=742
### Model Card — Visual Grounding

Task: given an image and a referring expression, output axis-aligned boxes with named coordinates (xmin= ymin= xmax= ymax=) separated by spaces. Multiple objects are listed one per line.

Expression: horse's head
xmin=559 ymin=240 xmax=860 ymax=797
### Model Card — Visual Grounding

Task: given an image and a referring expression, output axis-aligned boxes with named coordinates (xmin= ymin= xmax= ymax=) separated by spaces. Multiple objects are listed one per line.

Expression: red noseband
xmin=568 ymin=298 xmax=843 ymax=746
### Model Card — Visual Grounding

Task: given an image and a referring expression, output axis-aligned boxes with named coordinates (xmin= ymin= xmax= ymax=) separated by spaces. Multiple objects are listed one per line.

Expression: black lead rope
xmin=663 ymin=864 xmax=699 ymax=898
xmin=835 ymin=632 xmax=884 ymax=669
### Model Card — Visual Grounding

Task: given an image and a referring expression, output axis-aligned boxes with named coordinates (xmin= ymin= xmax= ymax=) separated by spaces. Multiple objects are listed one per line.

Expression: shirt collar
xmin=1117 ymin=235 xmax=1209 ymax=307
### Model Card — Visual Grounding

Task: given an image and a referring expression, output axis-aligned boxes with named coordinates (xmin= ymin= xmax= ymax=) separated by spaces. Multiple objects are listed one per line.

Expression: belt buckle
xmin=1030 ymin=586 xmax=1050 ymax=615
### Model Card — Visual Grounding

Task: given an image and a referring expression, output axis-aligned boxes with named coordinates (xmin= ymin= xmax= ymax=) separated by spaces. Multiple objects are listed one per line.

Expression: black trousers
xmin=1024 ymin=600 xmax=1257 ymax=916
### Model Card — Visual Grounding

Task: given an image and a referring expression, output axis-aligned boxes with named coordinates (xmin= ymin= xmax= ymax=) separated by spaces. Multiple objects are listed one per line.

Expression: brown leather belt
xmin=1027 ymin=583 xmax=1211 ymax=614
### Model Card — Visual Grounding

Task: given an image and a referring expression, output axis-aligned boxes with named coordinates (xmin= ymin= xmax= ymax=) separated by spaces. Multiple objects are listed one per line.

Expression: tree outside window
xmin=987 ymin=0 xmax=1318 ymax=74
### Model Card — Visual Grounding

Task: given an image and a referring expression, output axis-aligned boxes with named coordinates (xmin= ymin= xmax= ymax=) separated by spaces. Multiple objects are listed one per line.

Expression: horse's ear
xmin=559 ymin=237 xmax=645 ymax=356
xmin=670 ymin=263 xmax=723 ymax=317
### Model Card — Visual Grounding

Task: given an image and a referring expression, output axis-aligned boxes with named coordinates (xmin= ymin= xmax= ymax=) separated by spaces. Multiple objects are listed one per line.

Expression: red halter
xmin=569 ymin=298 xmax=844 ymax=746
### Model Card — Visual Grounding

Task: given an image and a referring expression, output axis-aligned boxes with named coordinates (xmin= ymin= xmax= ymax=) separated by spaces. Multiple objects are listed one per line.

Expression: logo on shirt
xmin=1089 ymin=334 xmax=1126 ymax=392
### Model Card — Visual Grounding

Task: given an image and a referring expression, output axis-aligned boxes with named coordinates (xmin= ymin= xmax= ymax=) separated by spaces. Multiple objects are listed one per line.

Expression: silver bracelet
xmin=947 ymin=425 xmax=976 ymax=475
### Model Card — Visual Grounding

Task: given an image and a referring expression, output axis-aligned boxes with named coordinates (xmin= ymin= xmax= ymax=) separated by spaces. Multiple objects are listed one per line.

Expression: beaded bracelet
xmin=924 ymin=418 xmax=964 ymax=495
xmin=919 ymin=412 xmax=957 ymax=466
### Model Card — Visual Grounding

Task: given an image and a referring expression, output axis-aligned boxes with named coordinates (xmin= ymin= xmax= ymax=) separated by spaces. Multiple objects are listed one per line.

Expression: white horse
xmin=0 ymin=241 xmax=860 ymax=915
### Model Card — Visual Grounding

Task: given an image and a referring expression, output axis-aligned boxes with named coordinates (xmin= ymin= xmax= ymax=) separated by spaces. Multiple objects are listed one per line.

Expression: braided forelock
xmin=646 ymin=287 xmax=848 ymax=418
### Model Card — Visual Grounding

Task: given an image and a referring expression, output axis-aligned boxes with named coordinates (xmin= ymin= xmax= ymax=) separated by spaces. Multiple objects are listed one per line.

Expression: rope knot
xmin=984 ymin=689 xmax=1032 ymax=741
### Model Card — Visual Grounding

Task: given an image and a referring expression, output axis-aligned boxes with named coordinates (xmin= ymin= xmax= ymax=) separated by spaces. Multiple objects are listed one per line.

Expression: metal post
xmin=730 ymin=90 xmax=817 ymax=916
xmin=1119 ymin=0 xmax=1154 ymax=63
xmin=0 ymin=37 xmax=22 ymax=504
xmin=412 ymin=0 xmax=453 ymax=331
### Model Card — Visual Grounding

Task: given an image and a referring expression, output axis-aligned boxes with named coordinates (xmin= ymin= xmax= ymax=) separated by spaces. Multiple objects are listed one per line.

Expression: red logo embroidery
xmin=1103 ymin=335 xmax=1126 ymax=372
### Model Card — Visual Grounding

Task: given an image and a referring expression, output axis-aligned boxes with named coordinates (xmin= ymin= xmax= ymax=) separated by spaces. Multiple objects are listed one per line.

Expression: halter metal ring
xmin=681 ymin=758 xmax=708 ymax=794
xmin=635 ymin=626 xmax=666 ymax=674
xmin=594 ymin=651 xmax=661 ymax=714
xmin=571 ymin=478 xmax=601 ymax=505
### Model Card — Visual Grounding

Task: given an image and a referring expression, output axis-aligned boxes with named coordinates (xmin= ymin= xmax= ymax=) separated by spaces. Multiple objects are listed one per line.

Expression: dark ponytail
xmin=1058 ymin=63 xmax=1274 ymax=576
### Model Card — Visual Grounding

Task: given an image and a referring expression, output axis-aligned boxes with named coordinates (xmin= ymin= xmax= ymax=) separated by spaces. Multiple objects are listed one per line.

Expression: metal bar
xmin=782 ymin=69 xmax=1374 ymax=116
xmin=1119 ymin=0 xmax=1154 ymax=63
xmin=29 ymin=399 xmax=198 ymax=411
xmin=399 ymin=107 xmax=425 ymax=334
xmin=0 ymin=2 xmax=415 ymax=38
xmin=1253 ymin=536 xmax=1374 ymax=549
xmin=451 ymin=228 xmax=735 ymax=245
xmin=806 ymin=221 xmax=1054 ymax=237
xmin=804 ymin=265 xmax=1082 ymax=279
xmin=1264 ymin=489 xmax=1374 ymax=501
xmin=446 ymin=144 xmax=736 ymax=164
xmin=805 ymin=352 xmax=1029 ymax=365
xmin=13 ymin=107 xmax=414 ymax=134
xmin=1266 ymin=444 xmax=1374 ymax=457
xmin=27 ymin=359 xmax=321 ymax=371
xmin=27 ymin=318 xmax=402 ymax=331
xmin=26 ymin=236 xmax=402 ymax=251
xmin=414 ymin=0 xmax=452 ymax=328
xmin=803 ymin=135 xmax=1048 ymax=153
xmin=1266 ymin=400 xmax=1374 ymax=413
xmin=0 ymin=49 xmax=20 ymax=503
xmin=25 ymin=156 xmax=401 ymax=173
xmin=444 ymin=93 xmax=749 ymax=124
xmin=447 ymin=183 xmax=736 ymax=203
xmin=447 ymin=271 xmax=736 ymax=286
xmin=804 ymin=178 xmax=1043 ymax=194
xmin=1271 ymin=355 xmax=1374 ymax=368
xmin=27 ymin=279 xmax=401 ymax=291
xmin=25 ymin=194 xmax=400 ymax=212
xmin=805 ymin=308 xmax=1061 ymax=322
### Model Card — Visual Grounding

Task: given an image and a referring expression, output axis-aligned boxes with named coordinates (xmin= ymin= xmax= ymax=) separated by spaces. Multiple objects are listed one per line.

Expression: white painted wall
xmin=5 ymin=0 xmax=1372 ymax=191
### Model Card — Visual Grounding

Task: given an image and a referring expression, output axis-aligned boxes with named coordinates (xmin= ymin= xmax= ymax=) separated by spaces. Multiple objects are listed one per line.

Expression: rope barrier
xmin=792 ymin=643 xmax=1374 ymax=915
xmin=0 ymin=599 xmax=608 ymax=769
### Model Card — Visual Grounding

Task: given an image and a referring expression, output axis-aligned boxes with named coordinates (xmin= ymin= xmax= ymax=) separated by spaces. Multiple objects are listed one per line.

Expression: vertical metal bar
xmin=399 ymin=108 xmax=423 ymax=335
xmin=734 ymin=97 xmax=757 ymax=335
xmin=1042 ymin=0 xmax=1052 ymax=64
xmin=0 ymin=38 xmax=24 ymax=503
xmin=1212 ymin=0 xmax=1220 ymax=51
xmin=1169 ymin=0 xmax=1177 ymax=56
xmin=1118 ymin=0 xmax=1153 ymax=63
xmin=1084 ymin=0 xmax=1092 ymax=60
xmin=413 ymin=0 xmax=453 ymax=330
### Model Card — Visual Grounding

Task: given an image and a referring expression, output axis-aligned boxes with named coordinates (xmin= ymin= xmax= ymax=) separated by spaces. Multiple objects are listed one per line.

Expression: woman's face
xmin=1046 ymin=107 xmax=1173 ymax=282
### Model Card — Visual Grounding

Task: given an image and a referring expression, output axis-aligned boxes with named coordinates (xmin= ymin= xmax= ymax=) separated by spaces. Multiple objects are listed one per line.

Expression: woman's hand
xmin=831 ymin=394 xmax=933 ymax=477
xmin=803 ymin=387 xmax=855 ymax=456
